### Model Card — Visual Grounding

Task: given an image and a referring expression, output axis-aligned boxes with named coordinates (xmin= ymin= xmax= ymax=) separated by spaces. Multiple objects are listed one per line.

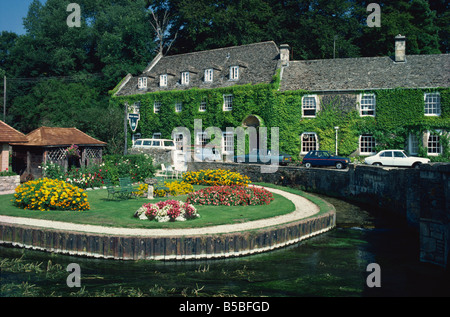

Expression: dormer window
xmin=181 ymin=72 xmax=189 ymax=85
xmin=230 ymin=66 xmax=239 ymax=80
xmin=160 ymin=74 xmax=167 ymax=87
xmin=204 ymin=69 xmax=213 ymax=82
xmin=138 ymin=77 xmax=147 ymax=89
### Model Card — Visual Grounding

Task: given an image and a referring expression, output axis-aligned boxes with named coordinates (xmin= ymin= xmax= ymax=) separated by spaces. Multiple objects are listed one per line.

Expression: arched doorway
xmin=242 ymin=115 xmax=263 ymax=152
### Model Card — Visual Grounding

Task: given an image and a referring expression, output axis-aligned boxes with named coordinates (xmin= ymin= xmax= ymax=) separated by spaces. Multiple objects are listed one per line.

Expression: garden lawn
xmin=0 ymin=185 xmax=295 ymax=229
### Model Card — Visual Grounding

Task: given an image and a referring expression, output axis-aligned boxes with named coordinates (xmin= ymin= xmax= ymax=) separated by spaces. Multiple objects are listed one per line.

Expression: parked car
xmin=233 ymin=149 xmax=292 ymax=166
xmin=132 ymin=138 xmax=176 ymax=150
xmin=302 ymin=150 xmax=350 ymax=169
xmin=364 ymin=150 xmax=430 ymax=168
xmin=193 ymin=147 xmax=222 ymax=161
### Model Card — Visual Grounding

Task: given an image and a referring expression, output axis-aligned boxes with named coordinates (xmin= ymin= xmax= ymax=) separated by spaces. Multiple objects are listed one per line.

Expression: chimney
xmin=395 ymin=34 xmax=406 ymax=62
xmin=280 ymin=44 xmax=290 ymax=66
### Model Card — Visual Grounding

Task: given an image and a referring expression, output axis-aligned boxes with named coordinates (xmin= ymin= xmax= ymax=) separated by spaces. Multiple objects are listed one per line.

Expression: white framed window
xmin=223 ymin=94 xmax=233 ymax=111
xmin=359 ymin=93 xmax=376 ymax=116
xmin=196 ymin=132 xmax=209 ymax=147
xmin=230 ymin=66 xmax=239 ymax=80
xmin=175 ymin=101 xmax=182 ymax=113
xmin=153 ymin=100 xmax=161 ymax=113
xmin=302 ymin=95 xmax=318 ymax=118
xmin=424 ymin=93 xmax=441 ymax=116
xmin=152 ymin=132 xmax=162 ymax=139
xmin=174 ymin=133 xmax=184 ymax=151
xmin=360 ymin=134 xmax=376 ymax=155
xmin=160 ymin=74 xmax=167 ymax=87
xmin=204 ymin=69 xmax=213 ymax=82
xmin=181 ymin=72 xmax=189 ymax=85
xmin=222 ymin=132 xmax=234 ymax=155
xmin=138 ymin=77 xmax=147 ymax=89
xmin=199 ymin=98 xmax=207 ymax=112
xmin=301 ymin=132 xmax=318 ymax=154
xmin=408 ymin=133 xmax=420 ymax=155
xmin=426 ymin=130 xmax=444 ymax=156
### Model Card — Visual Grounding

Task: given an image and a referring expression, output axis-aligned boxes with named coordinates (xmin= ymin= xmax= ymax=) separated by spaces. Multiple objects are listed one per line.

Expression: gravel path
xmin=0 ymin=186 xmax=320 ymax=237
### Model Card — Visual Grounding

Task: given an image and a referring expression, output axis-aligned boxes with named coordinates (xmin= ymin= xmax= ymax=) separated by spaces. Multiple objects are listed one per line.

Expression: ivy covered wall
xmin=110 ymin=78 xmax=449 ymax=161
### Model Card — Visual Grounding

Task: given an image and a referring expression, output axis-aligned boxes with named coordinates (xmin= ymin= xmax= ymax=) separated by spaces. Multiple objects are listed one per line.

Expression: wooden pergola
xmin=11 ymin=127 xmax=107 ymax=179
xmin=0 ymin=120 xmax=27 ymax=172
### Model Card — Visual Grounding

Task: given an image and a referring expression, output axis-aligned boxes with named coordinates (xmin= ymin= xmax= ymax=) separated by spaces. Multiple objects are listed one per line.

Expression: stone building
xmin=111 ymin=36 xmax=449 ymax=160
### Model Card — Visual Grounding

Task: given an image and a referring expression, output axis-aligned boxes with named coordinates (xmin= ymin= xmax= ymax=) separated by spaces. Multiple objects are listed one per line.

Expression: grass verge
xmin=0 ymin=184 xmax=297 ymax=229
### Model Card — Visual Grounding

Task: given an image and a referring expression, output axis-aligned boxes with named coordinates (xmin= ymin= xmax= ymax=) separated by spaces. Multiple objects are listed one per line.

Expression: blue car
xmin=302 ymin=150 xmax=350 ymax=169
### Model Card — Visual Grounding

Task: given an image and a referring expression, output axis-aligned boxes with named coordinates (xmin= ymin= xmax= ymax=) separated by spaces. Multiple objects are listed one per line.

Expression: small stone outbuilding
xmin=11 ymin=126 xmax=106 ymax=180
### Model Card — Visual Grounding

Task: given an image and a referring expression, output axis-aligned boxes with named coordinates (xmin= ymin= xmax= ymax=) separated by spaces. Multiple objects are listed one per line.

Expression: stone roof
xmin=115 ymin=41 xmax=280 ymax=96
xmin=0 ymin=120 xmax=27 ymax=143
xmin=279 ymin=54 xmax=450 ymax=92
xmin=10 ymin=127 xmax=106 ymax=147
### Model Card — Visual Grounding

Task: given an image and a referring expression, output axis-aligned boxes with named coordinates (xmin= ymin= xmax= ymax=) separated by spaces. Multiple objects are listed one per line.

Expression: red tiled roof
xmin=0 ymin=120 xmax=27 ymax=143
xmin=11 ymin=126 xmax=106 ymax=146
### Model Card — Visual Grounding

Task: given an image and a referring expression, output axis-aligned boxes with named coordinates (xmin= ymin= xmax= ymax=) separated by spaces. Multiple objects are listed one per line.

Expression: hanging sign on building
xmin=128 ymin=113 xmax=140 ymax=132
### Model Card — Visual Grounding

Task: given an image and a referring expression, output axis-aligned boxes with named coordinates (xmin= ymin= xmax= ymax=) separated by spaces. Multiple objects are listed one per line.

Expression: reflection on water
xmin=1 ymin=194 xmax=449 ymax=297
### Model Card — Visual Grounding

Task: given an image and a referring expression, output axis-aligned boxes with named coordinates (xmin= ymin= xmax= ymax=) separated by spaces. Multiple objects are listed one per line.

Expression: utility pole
xmin=3 ymin=76 xmax=5 ymax=122
xmin=124 ymin=102 xmax=128 ymax=155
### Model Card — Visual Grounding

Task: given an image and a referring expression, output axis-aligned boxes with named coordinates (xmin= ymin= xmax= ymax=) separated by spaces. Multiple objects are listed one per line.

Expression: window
xmin=360 ymin=134 xmax=376 ymax=155
xmin=204 ymin=69 xmax=213 ymax=82
xmin=359 ymin=94 xmax=376 ymax=116
xmin=175 ymin=133 xmax=184 ymax=151
xmin=424 ymin=93 xmax=441 ymax=116
xmin=230 ymin=66 xmax=239 ymax=80
xmin=380 ymin=151 xmax=393 ymax=157
xmin=408 ymin=133 xmax=419 ymax=155
xmin=196 ymin=132 xmax=209 ymax=147
xmin=301 ymin=132 xmax=318 ymax=154
xmin=223 ymin=94 xmax=233 ymax=111
xmin=426 ymin=130 xmax=443 ymax=156
xmin=181 ymin=72 xmax=189 ymax=85
xmin=175 ymin=101 xmax=182 ymax=113
xmin=153 ymin=101 xmax=161 ymax=113
xmin=302 ymin=95 xmax=318 ymax=117
xmin=199 ymin=98 xmax=207 ymax=112
xmin=222 ymin=132 xmax=234 ymax=155
xmin=138 ymin=77 xmax=147 ymax=89
xmin=160 ymin=74 xmax=167 ymax=87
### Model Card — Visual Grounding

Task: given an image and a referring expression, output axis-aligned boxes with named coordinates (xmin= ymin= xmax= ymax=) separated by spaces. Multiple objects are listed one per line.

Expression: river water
xmin=1 ymin=193 xmax=449 ymax=298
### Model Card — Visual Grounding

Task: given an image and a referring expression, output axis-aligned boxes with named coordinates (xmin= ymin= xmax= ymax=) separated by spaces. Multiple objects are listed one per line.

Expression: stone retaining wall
xmin=187 ymin=161 xmax=450 ymax=268
xmin=0 ymin=175 xmax=20 ymax=195
xmin=0 ymin=211 xmax=335 ymax=260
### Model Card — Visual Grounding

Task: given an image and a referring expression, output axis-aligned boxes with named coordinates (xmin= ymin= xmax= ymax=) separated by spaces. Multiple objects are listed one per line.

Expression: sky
xmin=0 ymin=0 xmax=41 ymax=34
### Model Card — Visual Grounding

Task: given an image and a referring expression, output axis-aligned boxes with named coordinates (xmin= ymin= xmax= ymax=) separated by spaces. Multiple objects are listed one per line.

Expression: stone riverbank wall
xmin=187 ymin=162 xmax=450 ymax=268
xmin=0 ymin=211 xmax=335 ymax=261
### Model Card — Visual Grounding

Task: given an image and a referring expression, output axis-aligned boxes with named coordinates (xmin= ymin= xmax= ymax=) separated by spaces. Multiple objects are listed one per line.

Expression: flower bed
xmin=135 ymin=200 xmax=199 ymax=222
xmin=182 ymin=169 xmax=250 ymax=186
xmin=186 ymin=185 xmax=274 ymax=206
xmin=133 ymin=180 xmax=194 ymax=197
xmin=13 ymin=178 xmax=90 ymax=211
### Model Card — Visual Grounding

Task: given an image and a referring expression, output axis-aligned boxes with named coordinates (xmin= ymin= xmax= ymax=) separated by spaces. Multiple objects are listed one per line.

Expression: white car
xmin=364 ymin=150 xmax=430 ymax=168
